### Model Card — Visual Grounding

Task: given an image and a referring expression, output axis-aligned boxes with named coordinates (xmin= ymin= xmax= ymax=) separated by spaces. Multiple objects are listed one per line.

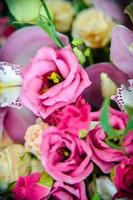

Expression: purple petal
xmin=82 ymin=63 xmax=129 ymax=109
xmin=93 ymin=0 xmax=126 ymax=22
xmin=110 ymin=25 xmax=133 ymax=78
xmin=0 ymin=108 xmax=8 ymax=138
xmin=0 ymin=26 xmax=69 ymax=65
xmin=4 ymin=107 xmax=36 ymax=143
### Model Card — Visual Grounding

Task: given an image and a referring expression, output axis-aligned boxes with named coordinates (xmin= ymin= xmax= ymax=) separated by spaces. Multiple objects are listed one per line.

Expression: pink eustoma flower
xmin=113 ymin=157 xmax=133 ymax=200
xmin=86 ymin=126 xmax=125 ymax=173
xmin=123 ymin=130 xmax=133 ymax=157
xmin=21 ymin=45 xmax=91 ymax=119
xmin=86 ymin=108 xmax=127 ymax=173
xmin=41 ymin=127 xmax=93 ymax=184
xmin=48 ymin=181 xmax=88 ymax=200
xmin=58 ymin=98 xmax=91 ymax=136
xmin=13 ymin=173 xmax=50 ymax=200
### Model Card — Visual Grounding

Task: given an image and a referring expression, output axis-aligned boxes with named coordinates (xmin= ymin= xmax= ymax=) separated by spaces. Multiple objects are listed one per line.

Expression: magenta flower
xmin=58 ymin=98 xmax=91 ymax=137
xmin=113 ymin=157 xmax=133 ymax=200
xmin=41 ymin=127 xmax=93 ymax=184
xmin=82 ymin=63 xmax=128 ymax=108
xmin=110 ymin=25 xmax=133 ymax=78
xmin=21 ymin=45 xmax=91 ymax=119
xmin=86 ymin=108 xmax=127 ymax=173
xmin=13 ymin=173 xmax=51 ymax=200
xmin=124 ymin=131 xmax=133 ymax=157
xmin=86 ymin=126 xmax=125 ymax=173
xmin=48 ymin=181 xmax=88 ymax=200
xmin=0 ymin=26 xmax=68 ymax=65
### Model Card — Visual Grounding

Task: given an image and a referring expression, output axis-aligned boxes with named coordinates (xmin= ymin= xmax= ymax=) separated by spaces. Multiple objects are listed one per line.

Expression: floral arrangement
xmin=0 ymin=0 xmax=133 ymax=200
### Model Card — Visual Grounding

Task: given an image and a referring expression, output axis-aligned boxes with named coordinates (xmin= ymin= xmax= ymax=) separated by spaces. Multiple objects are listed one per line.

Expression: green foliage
xmin=125 ymin=2 xmax=133 ymax=24
xmin=39 ymin=172 xmax=54 ymax=188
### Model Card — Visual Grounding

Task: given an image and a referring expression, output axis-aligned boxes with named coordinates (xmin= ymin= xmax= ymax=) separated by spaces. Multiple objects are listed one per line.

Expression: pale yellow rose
xmin=0 ymin=144 xmax=31 ymax=186
xmin=0 ymin=131 xmax=13 ymax=149
xmin=46 ymin=0 xmax=74 ymax=32
xmin=31 ymin=158 xmax=44 ymax=173
xmin=72 ymin=8 xmax=115 ymax=48
xmin=25 ymin=119 xmax=49 ymax=159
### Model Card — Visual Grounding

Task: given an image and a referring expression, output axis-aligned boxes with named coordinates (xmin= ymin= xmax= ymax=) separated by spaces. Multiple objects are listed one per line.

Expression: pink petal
xmin=4 ymin=107 xmax=36 ymax=143
xmin=82 ymin=62 xmax=128 ymax=108
xmin=110 ymin=25 xmax=133 ymax=78
xmin=0 ymin=26 xmax=69 ymax=65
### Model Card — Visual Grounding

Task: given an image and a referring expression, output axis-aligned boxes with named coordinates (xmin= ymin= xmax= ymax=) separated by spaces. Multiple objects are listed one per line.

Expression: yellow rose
xmin=0 ymin=144 xmax=31 ymax=186
xmin=25 ymin=119 xmax=49 ymax=159
xmin=31 ymin=158 xmax=43 ymax=173
xmin=72 ymin=8 xmax=115 ymax=48
xmin=46 ymin=0 xmax=74 ymax=32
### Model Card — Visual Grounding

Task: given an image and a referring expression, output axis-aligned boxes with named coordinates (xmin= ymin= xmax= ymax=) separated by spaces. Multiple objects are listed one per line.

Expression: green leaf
xmin=91 ymin=192 xmax=102 ymax=200
xmin=125 ymin=2 xmax=133 ymax=23
xmin=39 ymin=172 xmax=54 ymax=188
xmin=37 ymin=17 xmax=64 ymax=48
xmin=5 ymin=0 xmax=42 ymax=23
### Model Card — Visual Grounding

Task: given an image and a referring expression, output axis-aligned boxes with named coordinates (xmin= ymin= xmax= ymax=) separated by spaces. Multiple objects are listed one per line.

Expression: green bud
xmin=79 ymin=130 xmax=88 ymax=139
xmin=73 ymin=47 xmax=86 ymax=65
xmin=84 ymin=48 xmax=91 ymax=57
xmin=72 ymin=38 xmax=83 ymax=47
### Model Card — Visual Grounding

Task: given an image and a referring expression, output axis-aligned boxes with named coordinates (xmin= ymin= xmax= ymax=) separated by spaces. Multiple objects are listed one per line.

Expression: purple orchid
xmin=110 ymin=25 xmax=133 ymax=78
xmin=82 ymin=62 xmax=128 ymax=108
xmin=93 ymin=0 xmax=128 ymax=23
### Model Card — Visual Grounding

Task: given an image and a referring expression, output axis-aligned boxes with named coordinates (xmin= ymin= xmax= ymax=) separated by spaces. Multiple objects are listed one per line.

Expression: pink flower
xmin=13 ymin=173 xmax=50 ymax=200
xmin=21 ymin=45 xmax=91 ymax=119
xmin=48 ymin=181 xmax=88 ymax=200
xmin=113 ymin=157 xmax=133 ymax=200
xmin=58 ymin=98 xmax=91 ymax=136
xmin=86 ymin=126 xmax=125 ymax=173
xmin=123 ymin=130 xmax=133 ymax=156
xmin=90 ymin=108 xmax=128 ymax=130
xmin=41 ymin=127 xmax=93 ymax=184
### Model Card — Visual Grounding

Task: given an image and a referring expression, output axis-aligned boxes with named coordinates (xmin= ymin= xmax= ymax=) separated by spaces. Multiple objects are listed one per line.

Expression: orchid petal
xmin=112 ymin=79 xmax=133 ymax=111
xmin=82 ymin=63 xmax=128 ymax=108
xmin=4 ymin=107 xmax=36 ymax=143
xmin=0 ymin=26 xmax=69 ymax=65
xmin=0 ymin=108 xmax=8 ymax=139
xmin=0 ymin=62 xmax=22 ymax=108
xmin=110 ymin=25 xmax=133 ymax=78
xmin=93 ymin=0 xmax=126 ymax=22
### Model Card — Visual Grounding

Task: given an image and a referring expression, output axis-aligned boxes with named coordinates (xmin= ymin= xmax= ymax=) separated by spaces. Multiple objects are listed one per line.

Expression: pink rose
xmin=41 ymin=127 xmax=93 ymax=184
xmin=123 ymin=130 xmax=133 ymax=156
xmin=13 ymin=173 xmax=50 ymax=200
xmin=21 ymin=45 xmax=91 ymax=119
xmin=113 ymin=157 xmax=133 ymax=200
xmin=48 ymin=181 xmax=88 ymax=200
xmin=86 ymin=126 xmax=125 ymax=173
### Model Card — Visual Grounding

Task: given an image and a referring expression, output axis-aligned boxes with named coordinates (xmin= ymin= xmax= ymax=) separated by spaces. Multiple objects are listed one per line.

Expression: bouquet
xmin=0 ymin=0 xmax=133 ymax=199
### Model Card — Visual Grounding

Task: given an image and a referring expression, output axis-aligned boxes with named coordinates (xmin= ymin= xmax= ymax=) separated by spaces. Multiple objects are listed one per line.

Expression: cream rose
xmin=25 ymin=119 xmax=49 ymax=159
xmin=72 ymin=8 xmax=114 ymax=48
xmin=46 ymin=0 xmax=74 ymax=33
xmin=0 ymin=144 xmax=31 ymax=186
xmin=83 ymin=0 xmax=92 ymax=6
